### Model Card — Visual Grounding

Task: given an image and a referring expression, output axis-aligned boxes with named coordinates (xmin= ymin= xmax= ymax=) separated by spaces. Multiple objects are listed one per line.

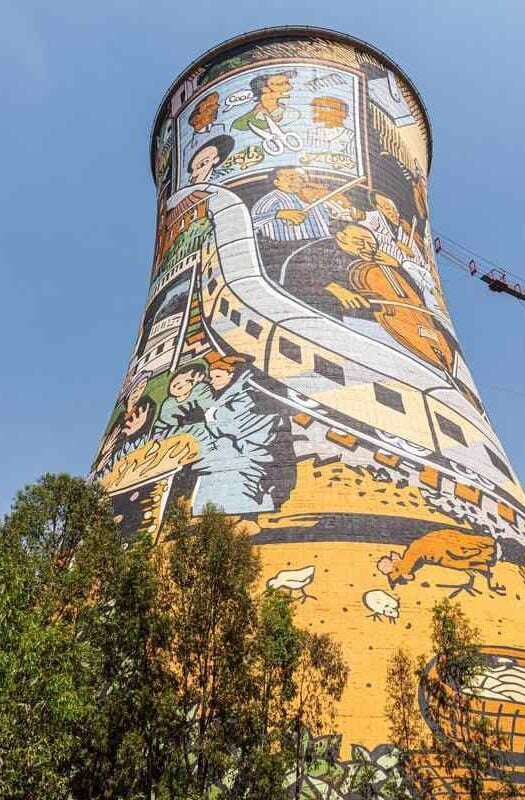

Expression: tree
xmin=0 ymin=479 xmax=349 ymax=800
xmin=430 ymin=598 xmax=483 ymax=690
xmin=158 ymin=502 xmax=349 ymax=800
xmin=290 ymin=631 xmax=348 ymax=800
xmin=384 ymin=649 xmax=431 ymax=800
xmin=0 ymin=474 xmax=123 ymax=799
xmin=157 ymin=501 xmax=267 ymax=798
xmin=240 ymin=589 xmax=302 ymax=800
xmin=422 ymin=599 xmax=518 ymax=800
xmin=384 ymin=600 xmax=519 ymax=800
xmin=0 ymin=474 xmax=179 ymax=800
xmin=71 ymin=535 xmax=178 ymax=800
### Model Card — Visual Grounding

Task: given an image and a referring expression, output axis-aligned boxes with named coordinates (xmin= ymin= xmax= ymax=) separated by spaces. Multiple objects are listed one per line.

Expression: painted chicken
xmin=377 ymin=528 xmax=506 ymax=598
xmin=266 ymin=565 xmax=317 ymax=603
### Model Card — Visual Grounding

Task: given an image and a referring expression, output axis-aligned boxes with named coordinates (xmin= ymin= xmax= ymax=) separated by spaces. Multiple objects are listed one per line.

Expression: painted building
xmin=154 ymin=189 xmax=211 ymax=274
xmin=94 ymin=27 xmax=525 ymax=795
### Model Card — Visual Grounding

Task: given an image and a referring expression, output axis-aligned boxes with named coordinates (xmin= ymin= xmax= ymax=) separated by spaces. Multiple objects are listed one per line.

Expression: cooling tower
xmin=93 ymin=27 xmax=525 ymax=790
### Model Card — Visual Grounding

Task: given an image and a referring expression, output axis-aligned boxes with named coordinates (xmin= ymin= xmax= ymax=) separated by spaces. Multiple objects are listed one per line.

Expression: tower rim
xmin=149 ymin=24 xmax=433 ymax=181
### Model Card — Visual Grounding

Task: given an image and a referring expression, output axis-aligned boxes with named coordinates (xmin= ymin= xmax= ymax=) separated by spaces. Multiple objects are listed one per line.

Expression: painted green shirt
xmin=231 ymin=105 xmax=300 ymax=132
xmin=154 ymin=381 xmax=213 ymax=434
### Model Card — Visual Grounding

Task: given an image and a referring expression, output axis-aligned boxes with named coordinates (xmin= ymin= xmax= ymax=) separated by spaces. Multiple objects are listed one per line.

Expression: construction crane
xmin=434 ymin=235 xmax=525 ymax=303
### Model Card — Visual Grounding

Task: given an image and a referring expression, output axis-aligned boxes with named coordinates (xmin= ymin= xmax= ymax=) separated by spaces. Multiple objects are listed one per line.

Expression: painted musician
xmin=251 ymin=167 xmax=363 ymax=242
xmin=356 ymin=194 xmax=453 ymax=332
xmin=361 ymin=192 xmax=426 ymax=267
xmin=330 ymin=224 xmax=455 ymax=372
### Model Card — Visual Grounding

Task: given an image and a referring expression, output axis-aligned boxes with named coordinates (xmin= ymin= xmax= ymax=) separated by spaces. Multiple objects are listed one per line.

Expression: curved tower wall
xmin=94 ymin=27 xmax=525 ymax=766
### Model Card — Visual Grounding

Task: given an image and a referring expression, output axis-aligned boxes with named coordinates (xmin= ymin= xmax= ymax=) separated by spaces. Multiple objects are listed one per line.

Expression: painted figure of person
xmin=305 ymin=96 xmax=357 ymax=162
xmin=206 ymin=357 xmax=277 ymax=454
xmin=278 ymin=219 xmax=454 ymax=375
xmin=94 ymin=371 xmax=156 ymax=475
xmin=331 ymin=223 xmax=438 ymax=317
xmin=183 ymin=92 xmax=226 ymax=161
xmin=190 ymin=356 xmax=283 ymax=514
xmin=231 ymin=71 xmax=300 ymax=132
xmin=354 ymin=196 xmax=453 ymax=333
xmin=187 ymin=134 xmax=235 ymax=184
xmin=251 ymin=167 xmax=363 ymax=243
xmin=153 ymin=361 xmax=213 ymax=440
xmin=333 ymin=223 xmax=455 ymax=371
xmin=361 ymin=192 xmax=425 ymax=266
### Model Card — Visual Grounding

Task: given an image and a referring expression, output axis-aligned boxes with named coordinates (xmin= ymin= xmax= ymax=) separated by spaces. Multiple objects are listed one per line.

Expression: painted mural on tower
xmin=93 ymin=31 xmax=525 ymax=795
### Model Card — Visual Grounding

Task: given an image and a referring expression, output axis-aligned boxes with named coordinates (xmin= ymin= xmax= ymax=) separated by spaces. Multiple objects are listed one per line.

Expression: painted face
xmin=209 ymin=368 xmax=233 ymax=392
xmin=191 ymin=94 xmax=219 ymax=131
xmin=263 ymin=74 xmax=291 ymax=101
xmin=274 ymin=169 xmax=306 ymax=194
xmin=169 ymin=373 xmax=194 ymax=402
xmin=312 ymin=97 xmax=347 ymax=128
xmin=375 ymin=194 xmax=400 ymax=226
xmin=127 ymin=379 xmax=148 ymax=409
xmin=190 ymin=145 xmax=219 ymax=184
xmin=336 ymin=225 xmax=378 ymax=260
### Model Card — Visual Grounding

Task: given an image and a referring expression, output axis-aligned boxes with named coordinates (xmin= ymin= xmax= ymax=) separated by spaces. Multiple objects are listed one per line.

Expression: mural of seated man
xmin=278 ymin=220 xmax=455 ymax=374
xmin=251 ymin=167 xmax=364 ymax=245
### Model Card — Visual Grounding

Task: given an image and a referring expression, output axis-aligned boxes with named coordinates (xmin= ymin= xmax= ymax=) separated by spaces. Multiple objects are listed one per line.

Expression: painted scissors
xmin=248 ymin=114 xmax=302 ymax=156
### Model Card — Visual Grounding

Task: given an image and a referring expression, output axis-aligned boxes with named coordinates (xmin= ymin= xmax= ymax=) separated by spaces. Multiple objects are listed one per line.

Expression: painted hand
xmin=397 ymin=241 xmax=415 ymax=258
xmin=325 ymin=282 xmax=371 ymax=310
xmin=276 ymin=209 xmax=308 ymax=225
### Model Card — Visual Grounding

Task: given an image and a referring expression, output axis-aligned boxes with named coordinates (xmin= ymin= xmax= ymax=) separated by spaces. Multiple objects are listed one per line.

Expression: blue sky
xmin=1 ymin=0 xmax=525 ymax=514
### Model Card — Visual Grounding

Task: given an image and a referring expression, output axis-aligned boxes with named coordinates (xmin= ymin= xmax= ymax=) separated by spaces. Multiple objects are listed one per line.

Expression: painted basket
xmin=420 ymin=645 xmax=525 ymax=782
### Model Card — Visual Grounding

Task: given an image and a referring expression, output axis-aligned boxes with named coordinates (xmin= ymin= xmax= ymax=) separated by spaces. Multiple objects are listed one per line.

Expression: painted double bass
xmin=348 ymin=250 xmax=455 ymax=374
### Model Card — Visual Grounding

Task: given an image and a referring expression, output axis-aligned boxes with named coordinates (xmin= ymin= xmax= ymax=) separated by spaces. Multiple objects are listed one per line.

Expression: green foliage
xmin=290 ymin=630 xmax=348 ymax=800
xmin=160 ymin=502 xmax=267 ymax=798
xmin=72 ymin=534 xmax=178 ymax=799
xmin=384 ymin=600 xmax=520 ymax=800
xmin=0 ymin=474 xmax=121 ymax=799
xmin=384 ymin=649 xmax=431 ymax=800
xmin=430 ymin=598 xmax=483 ymax=689
xmin=423 ymin=600 xmax=518 ymax=800
xmin=0 ymin=480 xmax=350 ymax=800
xmin=158 ymin=502 xmax=348 ymax=800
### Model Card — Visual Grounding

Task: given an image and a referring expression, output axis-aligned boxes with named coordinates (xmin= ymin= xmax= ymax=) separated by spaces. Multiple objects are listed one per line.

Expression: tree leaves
xmin=0 ymin=481 xmax=350 ymax=800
